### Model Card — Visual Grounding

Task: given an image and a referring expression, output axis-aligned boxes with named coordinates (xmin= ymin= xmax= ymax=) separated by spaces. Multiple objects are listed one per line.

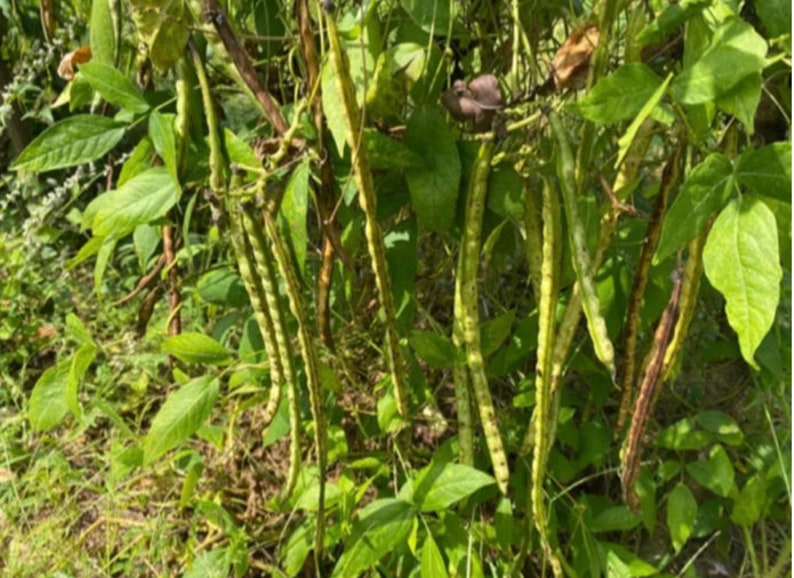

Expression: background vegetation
xmin=0 ymin=0 xmax=790 ymax=576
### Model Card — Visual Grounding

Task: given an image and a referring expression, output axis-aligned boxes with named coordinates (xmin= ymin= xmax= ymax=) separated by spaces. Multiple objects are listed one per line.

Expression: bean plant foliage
xmin=0 ymin=0 xmax=790 ymax=576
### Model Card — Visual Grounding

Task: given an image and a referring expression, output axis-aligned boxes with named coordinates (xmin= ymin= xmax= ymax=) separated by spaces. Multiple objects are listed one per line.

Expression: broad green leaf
xmin=224 ymin=129 xmax=262 ymax=174
xmin=253 ymin=0 xmax=286 ymax=60
xmin=90 ymin=167 xmax=180 ymax=237
xmin=487 ymin=163 xmax=524 ymax=220
xmin=409 ymin=330 xmax=458 ymax=369
xmin=417 ymin=463 xmax=496 ymax=512
xmin=161 ymin=332 xmax=232 ymax=365
xmin=655 ymin=153 xmax=734 ymax=264
xmin=656 ymin=417 xmax=713 ymax=450
xmin=601 ymin=543 xmax=659 ymax=577
xmin=615 ymin=73 xmax=672 ymax=170
xmin=405 ymin=106 xmax=461 ymax=232
xmin=148 ymin=111 xmax=178 ymax=180
xmin=703 ymin=196 xmax=782 ymax=368
xmin=754 ymin=0 xmax=792 ymax=39
xmin=197 ymin=269 xmax=249 ymax=307
xmin=686 ymin=444 xmax=735 ymax=497
xmin=331 ymin=498 xmax=415 ymax=578
xmin=365 ymin=129 xmax=422 ymax=169
xmin=143 ymin=375 xmax=220 ymax=464
xmin=94 ymin=236 xmax=117 ymax=293
xmin=735 ymin=142 xmax=792 ymax=203
xmin=666 ymin=483 xmax=697 ymax=553
xmin=605 ymin=551 xmax=632 ymax=578
xmin=572 ymin=64 xmax=663 ymax=125
xmin=365 ymin=44 xmax=425 ymax=121
xmin=420 ymin=534 xmax=448 ymax=578
xmin=671 ymin=18 xmax=767 ymax=105
xmin=385 ymin=218 xmax=418 ymax=332
xmin=715 ymin=72 xmax=761 ymax=133
xmin=79 ymin=62 xmax=150 ymax=113
xmin=118 ymin=136 xmax=155 ymax=186
xmin=480 ymin=311 xmax=515 ymax=359
xmin=280 ymin=159 xmax=311 ymax=275
xmin=636 ymin=0 xmax=710 ymax=46
xmin=589 ymin=506 xmax=642 ymax=533
xmin=183 ymin=549 xmax=229 ymax=578
xmin=66 ymin=343 xmax=96 ymax=420
xmin=282 ymin=520 xmax=313 ymax=577
xmin=29 ymin=359 xmax=71 ymax=431
xmin=494 ymin=498 xmax=513 ymax=552
xmin=400 ymin=0 xmax=452 ymax=33
xmin=90 ymin=0 xmax=114 ymax=65
xmin=11 ymin=115 xmax=125 ymax=172
xmin=731 ymin=474 xmax=766 ymax=526
xmin=128 ymin=0 xmax=190 ymax=71
xmin=696 ymin=410 xmax=744 ymax=446
xmin=65 ymin=313 xmax=95 ymax=346
xmin=133 ymin=223 xmax=161 ymax=272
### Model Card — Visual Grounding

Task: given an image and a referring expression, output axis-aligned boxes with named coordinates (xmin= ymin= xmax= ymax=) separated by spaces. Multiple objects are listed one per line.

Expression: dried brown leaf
xmin=551 ymin=24 xmax=600 ymax=90
xmin=57 ymin=46 xmax=92 ymax=80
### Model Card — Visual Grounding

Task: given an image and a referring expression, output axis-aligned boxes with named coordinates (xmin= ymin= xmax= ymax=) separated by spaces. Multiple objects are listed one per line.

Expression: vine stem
xmin=324 ymin=11 xmax=410 ymax=418
xmin=457 ymin=137 xmax=510 ymax=494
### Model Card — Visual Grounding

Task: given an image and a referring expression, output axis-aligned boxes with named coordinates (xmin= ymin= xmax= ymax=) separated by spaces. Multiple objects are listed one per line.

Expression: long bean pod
xmin=452 ymin=261 xmax=475 ymax=466
xmin=241 ymin=208 xmax=301 ymax=498
xmin=548 ymin=113 xmax=616 ymax=377
xmin=325 ymin=12 xmax=409 ymax=418
xmin=263 ymin=211 xmax=327 ymax=557
xmin=617 ymin=146 xmax=681 ymax=432
xmin=457 ymin=137 xmax=510 ymax=494
xmin=531 ymin=176 xmax=563 ymax=576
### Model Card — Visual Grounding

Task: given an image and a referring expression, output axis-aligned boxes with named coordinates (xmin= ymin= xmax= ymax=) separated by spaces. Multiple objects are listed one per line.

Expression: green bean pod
xmin=531 ymin=176 xmax=563 ymax=576
xmin=325 ymin=13 xmax=409 ymax=418
xmin=263 ymin=212 xmax=327 ymax=557
xmin=452 ymin=248 xmax=475 ymax=467
xmin=523 ymin=182 xmax=544 ymax=303
xmin=241 ymin=207 xmax=302 ymax=498
xmin=549 ymin=113 xmax=616 ymax=378
xmin=457 ymin=138 xmax=510 ymax=494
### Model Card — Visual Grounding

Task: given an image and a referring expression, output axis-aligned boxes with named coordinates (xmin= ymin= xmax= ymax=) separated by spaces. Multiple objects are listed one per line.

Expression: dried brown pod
xmin=441 ymin=74 xmax=504 ymax=133
xmin=550 ymin=24 xmax=600 ymax=90
xmin=57 ymin=45 xmax=92 ymax=80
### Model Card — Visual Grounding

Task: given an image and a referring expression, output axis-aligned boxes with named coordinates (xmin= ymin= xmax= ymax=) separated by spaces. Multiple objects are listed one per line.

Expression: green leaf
xmin=385 ymin=218 xmax=418 ymax=332
xmin=601 ymin=543 xmax=659 ymax=577
xmin=666 ymin=483 xmax=697 ymax=553
xmin=197 ymin=269 xmax=249 ymax=308
xmin=686 ymin=444 xmax=735 ymax=497
xmin=731 ymin=474 xmax=767 ymax=526
xmin=696 ymin=410 xmax=744 ymax=446
xmin=487 ymin=163 xmax=524 ymax=220
xmin=282 ymin=520 xmax=313 ymax=577
xmin=589 ymin=506 xmax=642 ymax=533
xmin=119 ymin=136 xmax=155 ymax=186
xmin=65 ymin=313 xmax=95 ymax=346
xmin=331 ymin=498 xmax=415 ymax=578
xmin=11 ymin=115 xmax=125 ymax=172
xmin=494 ymin=498 xmax=513 ymax=552
xmin=405 ymin=106 xmax=461 ymax=232
xmin=29 ymin=359 xmax=71 ymax=431
xmin=143 ymin=375 xmax=220 ymax=464
xmin=183 ymin=549 xmax=229 ymax=578
xmin=703 ymin=196 xmax=782 ymax=368
xmin=148 ymin=111 xmax=178 ymax=181
xmin=735 ymin=142 xmax=792 ymax=203
xmin=416 ymin=463 xmax=496 ymax=512
xmin=90 ymin=167 xmax=180 ymax=238
xmin=253 ymin=0 xmax=286 ymax=60
xmin=409 ymin=330 xmax=458 ymax=369
xmin=400 ymin=0 xmax=452 ymax=33
xmin=79 ymin=62 xmax=150 ymax=113
xmin=161 ymin=333 xmax=233 ymax=365
xmin=133 ymin=223 xmax=161 ymax=271
xmin=365 ymin=44 xmax=425 ymax=121
xmin=480 ymin=311 xmax=515 ymax=358
xmin=94 ymin=236 xmax=117 ymax=293
xmin=90 ymin=0 xmax=115 ymax=65
xmin=420 ymin=533 xmax=449 ymax=578
xmin=655 ymin=153 xmax=734 ymax=264
xmin=280 ymin=159 xmax=311 ymax=275
xmin=66 ymin=343 xmax=96 ymax=420
xmin=656 ymin=417 xmax=713 ymax=450
xmin=573 ymin=64 xmax=663 ymax=125
xmin=615 ymin=73 xmax=673 ymax=170
xmin=671 ymin=17 xmax=767 ymax=105
xmin=755 ymin=0 xmax=792 ymax=39
xmin=715 ymin=72 xmax=761 ymax=133
xmin=636 ymin=0 xmax=710 ymax=46
xmin=365 ymin=129 xmax=422 ymax=170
